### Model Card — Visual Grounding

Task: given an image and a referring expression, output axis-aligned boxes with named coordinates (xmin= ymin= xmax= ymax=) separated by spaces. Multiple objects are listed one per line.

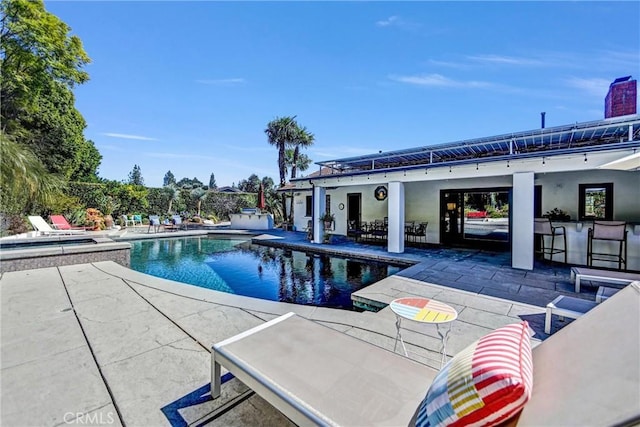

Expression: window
xmin=305 ymin=196 xmax=312 ymax=217
xmin=305 ymin=194 xmax=330 ymax=217
xmin=579 ymin=183 xmax=613 ymax=220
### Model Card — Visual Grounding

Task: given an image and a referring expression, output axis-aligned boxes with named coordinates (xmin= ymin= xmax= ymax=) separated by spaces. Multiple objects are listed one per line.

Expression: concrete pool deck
xmin=1 ymin=229 xmax=590 ymax=426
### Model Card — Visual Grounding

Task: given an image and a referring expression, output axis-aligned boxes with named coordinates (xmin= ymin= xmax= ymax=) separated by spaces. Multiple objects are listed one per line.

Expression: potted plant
xmin=98 ymin=195 xmax=120 ymax=229
xmin=320 ymin=212 xmax=335 ymax=230
xmin=543 ymin=208 xmax=570 ymax=221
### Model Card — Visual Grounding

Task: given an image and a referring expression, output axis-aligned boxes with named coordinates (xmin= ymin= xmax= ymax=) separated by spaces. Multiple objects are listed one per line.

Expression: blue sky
xmin=47 ymin=1 xmax=639 ymax=188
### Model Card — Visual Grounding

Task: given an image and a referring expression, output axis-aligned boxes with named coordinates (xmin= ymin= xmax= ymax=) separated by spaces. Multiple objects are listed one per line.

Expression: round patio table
xmin=389 ymin=297 xmax=458 ymax=367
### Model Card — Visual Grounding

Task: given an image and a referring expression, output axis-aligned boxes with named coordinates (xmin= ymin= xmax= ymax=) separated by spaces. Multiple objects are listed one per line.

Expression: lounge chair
xmin=171 ymin=215 xmax=186 ymax=230
xmin=27 ymin=216 xmax=85 ymax=236
xmin=571 ymin=266 xmax=640 ymax=293
xmin=211 ymin=283 xmax=640 ymax=427
xmin=148 ymin=215 xmax=162 ymax=233
xmin=49 ymin=215 xmax=91 ymax=231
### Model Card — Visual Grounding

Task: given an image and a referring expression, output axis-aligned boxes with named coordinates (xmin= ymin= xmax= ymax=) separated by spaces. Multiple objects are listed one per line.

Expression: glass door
xmin=440 ymin=188 xmax=511 ymax=249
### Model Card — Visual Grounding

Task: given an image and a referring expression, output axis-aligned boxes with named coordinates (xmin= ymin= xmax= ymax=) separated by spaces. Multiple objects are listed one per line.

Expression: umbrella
xmin=258 ymin=183 xmax=266 ymax=210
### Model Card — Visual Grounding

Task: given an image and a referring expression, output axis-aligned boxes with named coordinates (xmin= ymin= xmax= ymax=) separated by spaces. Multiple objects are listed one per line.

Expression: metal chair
xmin=534 ymin=218 xmax=567 ymax=263
xmin=587 ymin=221 xmax=628 ymax=270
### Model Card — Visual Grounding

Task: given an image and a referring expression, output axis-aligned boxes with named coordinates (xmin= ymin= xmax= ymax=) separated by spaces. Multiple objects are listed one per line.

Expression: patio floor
xmin=1 ymin=227 xmax=598 ymax=426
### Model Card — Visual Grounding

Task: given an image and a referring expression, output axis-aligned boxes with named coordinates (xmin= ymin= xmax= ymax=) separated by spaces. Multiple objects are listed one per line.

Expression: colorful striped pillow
xmin=416 ymin=321 xmax=533 ymax=427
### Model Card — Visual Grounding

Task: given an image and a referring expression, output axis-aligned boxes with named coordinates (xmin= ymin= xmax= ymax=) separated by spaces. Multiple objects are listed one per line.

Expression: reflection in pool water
xmin=130 ymin=236 xmax=403 ymax=309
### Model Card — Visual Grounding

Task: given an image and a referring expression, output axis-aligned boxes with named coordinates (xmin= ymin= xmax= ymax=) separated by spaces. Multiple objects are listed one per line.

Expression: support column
xmin=312 ymin=186 xmax=326 ymax=244
xmin=387 ymin=181 xmax=405 ymax=253
xmin=512 ymin=172 xmax=534 ymax=270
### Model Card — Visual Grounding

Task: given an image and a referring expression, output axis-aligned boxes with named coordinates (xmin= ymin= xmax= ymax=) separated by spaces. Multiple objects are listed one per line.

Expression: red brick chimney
xmin=605 ymin=76 xmax=637 ymax=118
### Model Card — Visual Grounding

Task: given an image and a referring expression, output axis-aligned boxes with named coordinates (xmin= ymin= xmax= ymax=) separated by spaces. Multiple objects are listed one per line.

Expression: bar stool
xmin=587 ymin=221 xmax=628 ymax=270
xmin=534 ymin=218 xmax=567 ymax=263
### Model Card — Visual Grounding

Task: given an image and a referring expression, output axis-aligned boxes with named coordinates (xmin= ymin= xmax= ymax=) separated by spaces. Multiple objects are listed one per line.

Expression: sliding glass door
xmin=440 ymin=188 xmax=511 ymax=249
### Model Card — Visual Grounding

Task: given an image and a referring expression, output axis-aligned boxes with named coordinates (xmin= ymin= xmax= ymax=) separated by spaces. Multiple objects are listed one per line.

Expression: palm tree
xmin=285 ymin=126 xmax=314 ymax=223
xmin=163 ymin=184 xmax=181 ymax=214
xmin=290 ymin=126 xmax=315 ymax=180
xmin=190 ymin=187 xmax=207 ymax=217
xmin=284 ymin=147 xmax=313 ymax=223
xmin=0 ymin=132 xmax=63 ymax=215
xmin=265 ymin=116 xmax=299 ymax=219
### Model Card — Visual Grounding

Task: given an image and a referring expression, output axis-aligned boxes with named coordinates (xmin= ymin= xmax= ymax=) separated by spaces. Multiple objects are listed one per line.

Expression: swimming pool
xmin=130 ymin=236 xmax=403 ymax=309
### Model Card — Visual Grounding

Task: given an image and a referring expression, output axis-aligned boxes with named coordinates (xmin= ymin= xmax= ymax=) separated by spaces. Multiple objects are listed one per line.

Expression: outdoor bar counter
xmin=229 ymin=209 xmax=274 ymax=230
xmin=542 ymin=221 xmax=640 ymax=271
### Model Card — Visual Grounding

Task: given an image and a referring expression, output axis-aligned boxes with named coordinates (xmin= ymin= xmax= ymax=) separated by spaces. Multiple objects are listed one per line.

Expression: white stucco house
xmin=281 ymin=79 xmax=640 ymax=271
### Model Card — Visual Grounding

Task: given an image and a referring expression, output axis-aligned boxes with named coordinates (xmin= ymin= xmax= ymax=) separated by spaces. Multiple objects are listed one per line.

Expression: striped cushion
xmin=416 ymin=321 xmax=533 ymax=427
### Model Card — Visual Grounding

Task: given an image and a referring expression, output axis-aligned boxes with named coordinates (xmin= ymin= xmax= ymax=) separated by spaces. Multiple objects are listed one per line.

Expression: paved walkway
xmin=1 ymin=228 xmax=593 ymax=426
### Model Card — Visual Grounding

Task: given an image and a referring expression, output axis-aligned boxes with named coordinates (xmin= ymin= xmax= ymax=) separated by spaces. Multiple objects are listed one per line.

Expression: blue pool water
xmin=129 ymin=236 xmax=403 ymax=309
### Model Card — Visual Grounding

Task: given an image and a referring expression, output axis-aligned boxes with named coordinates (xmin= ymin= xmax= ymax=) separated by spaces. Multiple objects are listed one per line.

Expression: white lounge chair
xmin=27 ymin=216 xmax=85 ymax=236
xmin=571 ymin=266 xmax=640 ymax=293
xmin=212 ymin=282 xmax=640 ymax=427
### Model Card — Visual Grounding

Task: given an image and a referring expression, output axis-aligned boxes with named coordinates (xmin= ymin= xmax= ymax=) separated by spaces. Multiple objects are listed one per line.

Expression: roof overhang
xmin=597 ymin=152 xmax=640 ymax=171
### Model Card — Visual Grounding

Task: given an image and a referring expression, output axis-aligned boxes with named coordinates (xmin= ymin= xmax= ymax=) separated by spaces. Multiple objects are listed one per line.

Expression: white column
xmin=512 ymin=172 xmax=534 ymax=270
xmin=387 ymin=181 xmax=405 ymax=253
xmin=312 ymin=186 xmax=326 ymax=244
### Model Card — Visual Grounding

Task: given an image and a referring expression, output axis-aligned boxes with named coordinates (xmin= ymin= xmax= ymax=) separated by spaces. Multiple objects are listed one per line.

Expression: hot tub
xmin=0 ymin=236 xmax=131 ymax=273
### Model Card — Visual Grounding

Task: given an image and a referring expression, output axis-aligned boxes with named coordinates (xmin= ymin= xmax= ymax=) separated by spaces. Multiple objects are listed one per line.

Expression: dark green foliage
xmin=176 ymin=176 xmax=203 ymax=189
xmin=127 ymin=164 xmax=144 ymax=186
xmin=0 ymin=132 xmax=65 ymax=215
xmin=237 ymin=174 xmax=261 ymax=193
xmin=163 ymin=170 xmax=176 ymax=187
xmin=209 ymin=173 xmax=217 ymax=189
xmin=144 ymin=188 xmax=255 ymax=221
xmin=67 ymin=181 xmax=149 ymax=216
xmin=1 ymin=0 xmax=97 ymax=181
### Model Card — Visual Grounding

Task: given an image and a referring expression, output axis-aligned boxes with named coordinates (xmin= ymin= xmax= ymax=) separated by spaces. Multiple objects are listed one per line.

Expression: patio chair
xmin=587 ymin=220 xmax=628 ymax=270
xmin=534 ymin=217 xmax=567 ymax=263
xmin=27 ymin=216 xmax=85 ymax=236
xmin=147 ymin=215 xmax=162 ymax=233
xmin=121 ymin=215 xmax=135 ymax=228
xmin=132 ymin=214 xmax=143 ymax=227
xmin=171 ymin=215 xmax=187 ymax=230
xmin=347 ymin=220 xmax=366 ymax=241
xmin=305 ymin=220 xmax=313 ymax=241
xmin=211 ymin=283 xmax=640 ymax=427
xmin=49 ymin=215 xmax=90 ymax=231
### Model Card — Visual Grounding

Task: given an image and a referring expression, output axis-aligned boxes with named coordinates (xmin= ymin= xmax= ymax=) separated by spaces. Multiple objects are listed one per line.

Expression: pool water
xmin=130 ymin=236 xmax=403 ymax=309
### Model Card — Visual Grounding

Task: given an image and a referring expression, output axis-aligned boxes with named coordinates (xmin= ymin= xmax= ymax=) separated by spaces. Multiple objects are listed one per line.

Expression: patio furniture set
xmin=347 ymin=219 xmax=428 ymax=245
xmin=534 ymin=218 xmax=629 ymax=269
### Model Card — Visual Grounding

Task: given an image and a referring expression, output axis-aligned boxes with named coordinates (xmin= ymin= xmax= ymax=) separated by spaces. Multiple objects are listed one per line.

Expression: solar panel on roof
xmin=312 ymin=115 xmax=640 ymax=175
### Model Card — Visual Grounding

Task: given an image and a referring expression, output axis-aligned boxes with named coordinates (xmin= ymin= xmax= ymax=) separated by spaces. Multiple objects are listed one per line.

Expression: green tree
xmin=1 ymin=0 xmax=96 ymax=180
xmin=127 ymin=165 xmax=144 ymax=185
xmin=282 ymin=125 xmax=314 ymax=222
xmin=69 ymin=139 xmax=102 ymax=182
xmin=163 ymin=170 xmax=176 ymax=187
xmin=128 ymin=164 xmax=144 ymax=186
xmin=265 ymin=116 xmax=300 ymax=219
xmin=289 ymin=126 xmax=314 ymax=180
xmin=163 ymin=184 xmax=181 ymax=213
xmin=190 ymin=187 xmax=207 ymax=217
xmin=261 ymin=176 xmax=275 ymax=191
xmin=0 ymin=131 xmax=64 ymax=215
xmin=237 ymin=174 xmax=261 ymax=193
xmin=176 ymin=176 xmax=203 ymax=189
xmin=209 ymin=173 xmax=217 ymax=189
